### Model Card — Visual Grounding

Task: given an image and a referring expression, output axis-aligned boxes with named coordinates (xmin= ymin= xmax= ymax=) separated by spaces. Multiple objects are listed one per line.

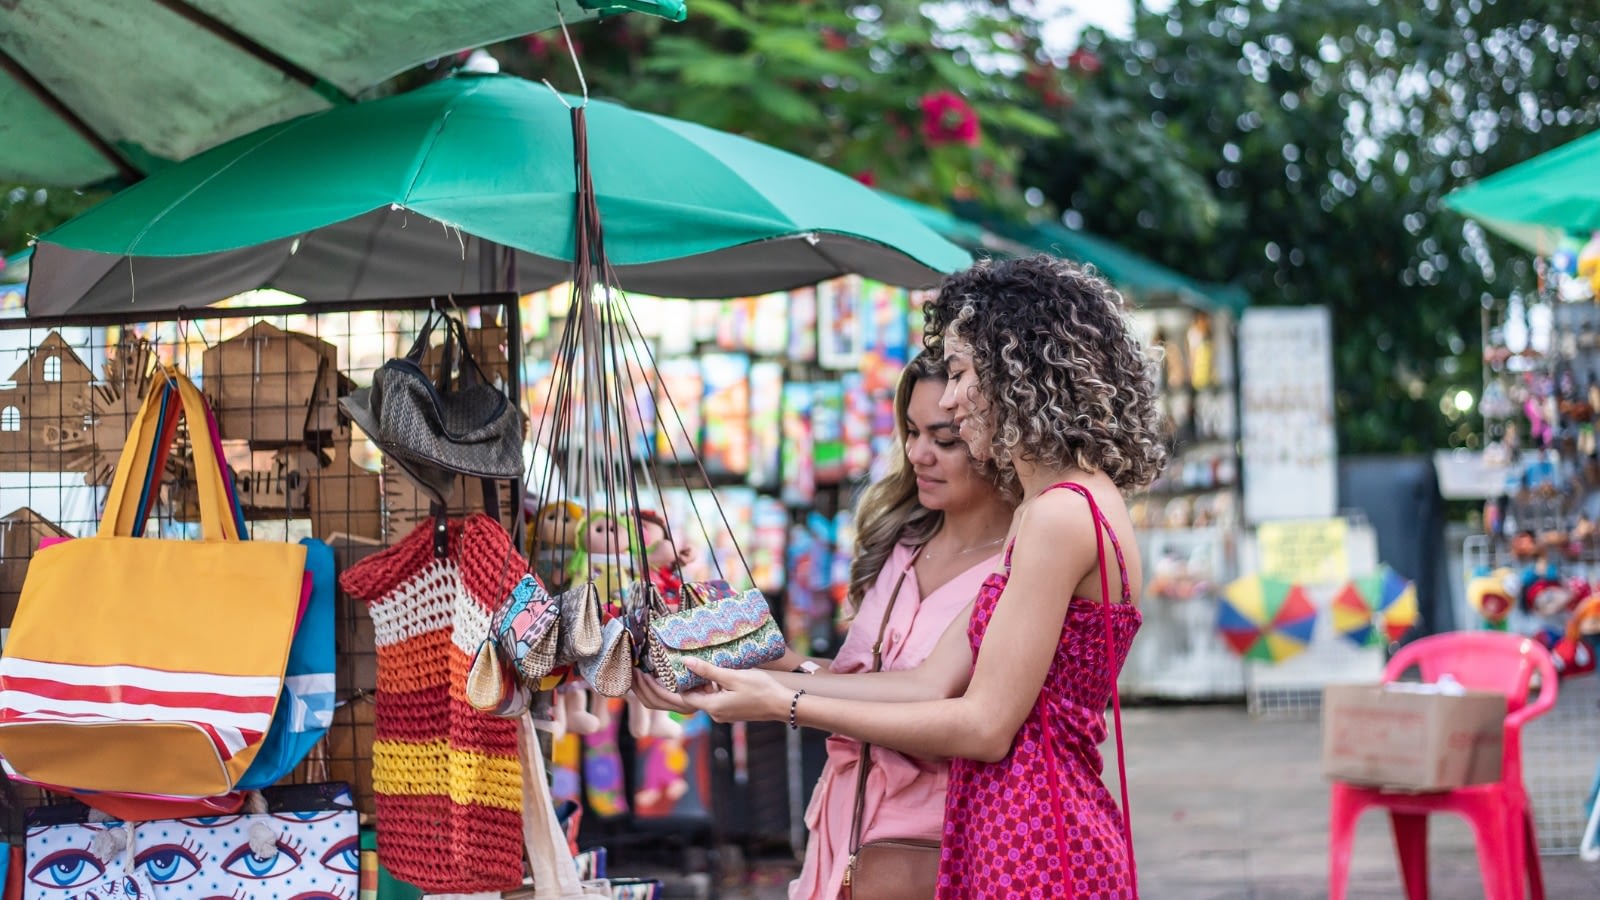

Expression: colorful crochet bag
xmin=339 ymin=514 xmax=526 ymax=894
xmin=645 ymin=582 xmax=786 ymax=692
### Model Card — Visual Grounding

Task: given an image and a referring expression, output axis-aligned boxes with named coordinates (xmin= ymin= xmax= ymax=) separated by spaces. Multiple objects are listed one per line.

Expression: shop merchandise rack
xmin=1122 ymin=305 xmax=1246 ymax=701
xmin=1467 ymin=278 xmax=1600 ymax=856
xmin=0 ymin=295 xmax=523 ymax=840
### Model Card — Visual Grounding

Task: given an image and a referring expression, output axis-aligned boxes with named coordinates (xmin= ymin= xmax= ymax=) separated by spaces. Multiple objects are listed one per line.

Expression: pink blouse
xmin=789 ymin=542 xmax=1001 ymax=900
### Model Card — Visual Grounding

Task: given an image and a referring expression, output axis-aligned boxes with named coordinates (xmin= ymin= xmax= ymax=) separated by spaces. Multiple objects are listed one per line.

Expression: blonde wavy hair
xmin=846 ymin=353 xmax=1015 ymax=612
xmin=922 ymin=255 xmax=1167 ymax=490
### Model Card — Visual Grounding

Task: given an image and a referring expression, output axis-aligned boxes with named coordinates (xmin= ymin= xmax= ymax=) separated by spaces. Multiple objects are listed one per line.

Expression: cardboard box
xmin=1322 ymin=683 xmax=1506 ymax=791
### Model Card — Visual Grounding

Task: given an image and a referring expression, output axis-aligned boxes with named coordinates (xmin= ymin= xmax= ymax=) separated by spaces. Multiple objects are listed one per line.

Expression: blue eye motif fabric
xmin=24 ymin=785 xmax=359 ymax=899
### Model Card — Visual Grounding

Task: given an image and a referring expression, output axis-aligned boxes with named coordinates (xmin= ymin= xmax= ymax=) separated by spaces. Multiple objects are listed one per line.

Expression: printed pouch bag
xmin=491 ymin=574 xmax=561 ymax=680
xmin=646 ymin=585 xmax=785 ymax=692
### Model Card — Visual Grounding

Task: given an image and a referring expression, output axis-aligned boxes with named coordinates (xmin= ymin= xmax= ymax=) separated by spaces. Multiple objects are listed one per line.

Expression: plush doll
xmin=546 ymin=676 xmax=602 ymax=739
xmin=530 ymin=500 xmax=584 ymax=594
xmin=1467 ymin=568 xmax=1517 ymax=629
xmin=568 ymin=511 xmax=639 ymax=621
xmin=637 ymin=509 xmax=694 ymax=612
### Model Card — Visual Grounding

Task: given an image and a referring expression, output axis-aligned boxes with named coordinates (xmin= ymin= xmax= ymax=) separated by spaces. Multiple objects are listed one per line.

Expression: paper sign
xmin=1257 ymin=518 xmax=1349 ymax=584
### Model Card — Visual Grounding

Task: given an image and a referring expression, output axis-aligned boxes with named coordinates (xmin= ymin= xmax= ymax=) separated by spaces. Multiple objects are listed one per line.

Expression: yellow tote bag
xmin=0 ymin=366 xmax=306 ymax=797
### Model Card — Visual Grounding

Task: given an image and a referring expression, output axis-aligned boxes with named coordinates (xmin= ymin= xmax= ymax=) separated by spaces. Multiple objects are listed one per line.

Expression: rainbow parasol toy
xmin=1216 ymin=575 xmax=1318 ymax=662
xmin=1334 ymin=566 xmax=1420 ymax=646
xmin=1330 ymin=580 xmax=1378 ymax=646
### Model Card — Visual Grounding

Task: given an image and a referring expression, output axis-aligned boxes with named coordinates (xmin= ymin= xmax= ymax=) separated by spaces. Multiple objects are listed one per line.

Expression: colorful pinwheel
xmin=1216 ymin=575 xmax=1318 ymax=662
xmin=1334 ymin=566 xmax=1420 ymax=646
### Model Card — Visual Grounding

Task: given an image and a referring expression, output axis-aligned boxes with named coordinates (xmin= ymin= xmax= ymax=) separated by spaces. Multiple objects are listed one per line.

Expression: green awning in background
xmin=876 ymin=192 xmax=994 ymax=252
xmin=1443 ymin=128 xmax=1600 ymax=254
xmin=1020 ymin=222 xmax=1248 ymax=311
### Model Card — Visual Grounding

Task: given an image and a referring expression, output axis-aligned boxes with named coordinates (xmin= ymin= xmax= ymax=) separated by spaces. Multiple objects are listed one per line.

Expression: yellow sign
xmin=1257 ymin=519 xmax=1349 ymax=584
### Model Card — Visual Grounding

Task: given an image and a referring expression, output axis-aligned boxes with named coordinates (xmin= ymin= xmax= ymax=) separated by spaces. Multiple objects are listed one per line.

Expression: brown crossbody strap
xmin=848 ymin=544 xmax=924 ymax=858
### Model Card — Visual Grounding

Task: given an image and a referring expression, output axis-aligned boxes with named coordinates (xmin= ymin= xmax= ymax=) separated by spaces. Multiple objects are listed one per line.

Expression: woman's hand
xmin=678 ymin=658 xmax=791 ymax=724
xmin=629 ymin=669 xmax=699 ymax=715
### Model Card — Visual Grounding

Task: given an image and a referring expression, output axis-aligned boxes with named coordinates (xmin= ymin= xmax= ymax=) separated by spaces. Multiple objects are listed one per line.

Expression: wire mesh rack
xmin=0 ymin=295 xmax=519 ymax=838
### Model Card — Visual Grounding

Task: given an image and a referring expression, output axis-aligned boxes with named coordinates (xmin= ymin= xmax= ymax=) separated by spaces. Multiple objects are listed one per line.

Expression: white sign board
xmin=1240 ymin=306 xmax=1337 ymax=523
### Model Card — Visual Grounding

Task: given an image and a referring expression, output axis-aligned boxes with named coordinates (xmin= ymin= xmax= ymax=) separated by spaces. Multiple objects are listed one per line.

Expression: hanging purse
xmin=340 ymin=311 xmax=523 ymax=502
xmin=491 ymin=573 xmax=562 ymax=681
xmin=644 ymin=580 xmax=785 ymax=693
xmin=554 ymin=580 xmax=604 ymax=666
xmin=579 ymin=616 xmax=636 ymax=698
xmin=841 ymin=549 xmax=940 ymax=900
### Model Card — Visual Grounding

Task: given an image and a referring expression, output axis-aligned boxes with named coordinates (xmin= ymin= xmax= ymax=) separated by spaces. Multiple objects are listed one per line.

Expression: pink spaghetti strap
xmin=1040 ymin=481 xmax=1139 ymax=897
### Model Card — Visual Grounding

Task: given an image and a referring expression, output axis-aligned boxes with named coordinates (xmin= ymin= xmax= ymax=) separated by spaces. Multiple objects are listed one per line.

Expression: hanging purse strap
xmin=847 ymin=544 xmax=924 ymax=860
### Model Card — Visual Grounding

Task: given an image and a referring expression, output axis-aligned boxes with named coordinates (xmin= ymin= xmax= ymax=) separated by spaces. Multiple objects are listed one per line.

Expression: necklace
xmin=920 ymin=536 xmax=1004 ymax=562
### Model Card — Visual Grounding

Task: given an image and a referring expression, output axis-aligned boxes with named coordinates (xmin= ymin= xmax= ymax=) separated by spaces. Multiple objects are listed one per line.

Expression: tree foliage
xmin=0 ymin=184 xmax=103 ymax=264
xmin=1024 ymin=0 xmax=1600 ymax=453
xmin=467 ymin=0 xmax=1056 ymax=211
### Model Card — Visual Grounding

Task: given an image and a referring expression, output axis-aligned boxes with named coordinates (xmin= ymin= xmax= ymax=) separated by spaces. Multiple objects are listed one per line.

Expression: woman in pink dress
xmin=657 ymin=256 xmax=1167 ymax=898
xmin=773 ymin=352 xmax=1016 ymax=899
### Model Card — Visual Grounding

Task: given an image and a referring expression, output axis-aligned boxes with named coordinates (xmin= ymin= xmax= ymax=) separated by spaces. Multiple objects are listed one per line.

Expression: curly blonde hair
xmin=922 ymin=255 xmax=1167 ymax=490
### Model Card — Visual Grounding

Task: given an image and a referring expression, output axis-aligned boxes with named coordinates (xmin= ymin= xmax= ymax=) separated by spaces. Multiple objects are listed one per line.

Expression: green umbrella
xmin=1443 ymin=129 xmax=1600 ymax=254
xmin=1018 ymin=222 xmax=1248 ymax=312
xmin=0 ymin=0 xmax=685 ymax=188
xmin=26 ymin=73 xmax=970 ymax=316
xmin=875 ymin=192 xmax=992 ymax=252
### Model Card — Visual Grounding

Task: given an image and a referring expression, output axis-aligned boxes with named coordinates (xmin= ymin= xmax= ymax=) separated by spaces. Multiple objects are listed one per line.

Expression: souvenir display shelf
xmin=1466 ymin=269 xmax=1600 ymax=856
xmin=1121 ymin=305 xmax=1246 ymax=700
xmin=0 ymin=295 xmax=525 ymax=842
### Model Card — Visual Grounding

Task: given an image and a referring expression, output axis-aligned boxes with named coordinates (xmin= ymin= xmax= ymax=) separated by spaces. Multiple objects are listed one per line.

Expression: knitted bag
xmin=339 ymin=514 xmax=526 ymax=894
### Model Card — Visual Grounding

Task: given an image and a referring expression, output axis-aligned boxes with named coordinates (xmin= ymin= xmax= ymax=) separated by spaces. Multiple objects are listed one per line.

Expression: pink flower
xmin=919 ymin=91 xmax=980 ymax=147
xmin=854 ymin=170 xmax=877 ymax=187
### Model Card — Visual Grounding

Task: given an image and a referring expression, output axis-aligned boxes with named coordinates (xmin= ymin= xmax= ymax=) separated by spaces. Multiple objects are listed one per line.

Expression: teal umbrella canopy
xmin=1443 ymin=129 xmax=1600 ymax=253
xmin=876 ymin=192 xmax=991 ymax=252
xmin=0 ymin=0 xmax=685 ymax=188
xmin=27 ymin=74 xmax=970 ymax=315
xmin=1021 ymin=222 xmax=1247 ymax=312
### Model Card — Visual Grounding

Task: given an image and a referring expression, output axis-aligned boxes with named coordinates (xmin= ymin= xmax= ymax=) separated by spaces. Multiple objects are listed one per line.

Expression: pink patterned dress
xmin=938 ymin=482 xmax=1142 ymax=898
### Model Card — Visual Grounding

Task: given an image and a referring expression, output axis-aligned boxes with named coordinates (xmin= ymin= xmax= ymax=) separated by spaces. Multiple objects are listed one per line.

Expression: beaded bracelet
xmin=788 ymin=689 xmax=806 ymax=730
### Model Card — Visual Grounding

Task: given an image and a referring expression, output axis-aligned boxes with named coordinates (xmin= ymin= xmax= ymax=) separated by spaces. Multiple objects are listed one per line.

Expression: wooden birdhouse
xmin=309 ymin=438 xmax=383 ymax=542
xmin=202 ymin=322 xmax=341 ymax=446
xmin=0 ymin=331 xmax=95 ymax=472
xmin=0 ymin=507 xmax=69 ymax=631
xmin=381 ymin=456 xmax=514 ymax=542
xmin=419 ymin=325 xmax=510 ymax=388
xmin=160 ymin=440 xmax=321 ymax=524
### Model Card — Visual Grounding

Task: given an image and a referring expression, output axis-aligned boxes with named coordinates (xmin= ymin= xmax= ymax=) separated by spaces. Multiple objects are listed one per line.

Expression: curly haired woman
xmin=771 ymin=351 xmax=1016 ymax=899
xmin=640 ymin=256 xmax=1166 ymax=898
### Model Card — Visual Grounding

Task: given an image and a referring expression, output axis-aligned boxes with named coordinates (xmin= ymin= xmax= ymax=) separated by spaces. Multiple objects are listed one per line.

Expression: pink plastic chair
xmin=1327 ymin=631 xmax=1559 ymax=900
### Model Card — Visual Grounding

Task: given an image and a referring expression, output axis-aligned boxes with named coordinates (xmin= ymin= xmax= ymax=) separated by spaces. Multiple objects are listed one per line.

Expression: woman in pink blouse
xmin=776 ymin=352 xmax=1016 ymax=899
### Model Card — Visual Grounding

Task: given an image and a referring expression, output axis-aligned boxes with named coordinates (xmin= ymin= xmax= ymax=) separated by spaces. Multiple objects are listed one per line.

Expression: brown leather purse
xmin=841 ymin=548 xmax=940 ymax=900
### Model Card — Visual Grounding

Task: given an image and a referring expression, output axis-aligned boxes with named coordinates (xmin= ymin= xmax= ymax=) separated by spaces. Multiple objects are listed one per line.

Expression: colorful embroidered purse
xmin=645 ymin=583 xmax=785 ymax=692
xmin=491 ymin=573 xmax=561 ymax=680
